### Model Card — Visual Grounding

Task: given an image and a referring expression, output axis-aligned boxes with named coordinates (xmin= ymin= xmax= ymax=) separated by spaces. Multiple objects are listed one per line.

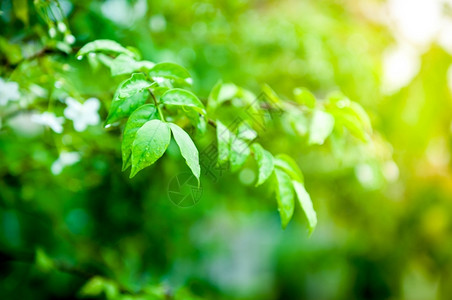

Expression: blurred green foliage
xmin=1 ymin=0 xmax=452 ymax=299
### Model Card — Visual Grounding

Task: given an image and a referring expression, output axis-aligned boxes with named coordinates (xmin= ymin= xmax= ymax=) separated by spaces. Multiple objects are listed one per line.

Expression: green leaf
xmin=328 ymin=96 xmax=371 ymax=141
xmin=262 ymin=84 xmax=282 ymax=105
xmin=197 ymin=115 xmax=207 ymax=134
xmin=216 ymin=120 xmax=231 ymax=164
xmin=103 ymin=281 xmax=119 ymax=299
xmin=292 ymin=180 xmax=317 ymax=234
xmin=77 ymin=39 xmax=137 ymax=58
xmin=148 ymin=62 xmax=192 ymax=84
xmin=142 ymin=285 xmax=167 ymax=297
xmin=274 ymin=169 xmax=295 ymax=229
xmin=117 ymin=73 xmax=153 ymax=98
xmin=329 ymin=131 xmax=347 ymax=159
xmin=293 ymin=87 xmax=316 ymax=108
xmin=109 ymin=55 xmax=132 ymax=75
xmin=289 ymin=111 xmax=309 ymax=136
xmin=309 ymin=110 xmax=335 ymax=145
xmin=217 ymin=83 xmax=239 ymax=103
xmin=209 ymin=83 xmax=238 ymax=109
xmin=186 ymin=110 xmax=207 ymax=134
xmin=95 ymin=53 xmax=114 ymax=68
xmin=251 ymin=143 xmax=274 ymax=186
xmin=208 ymin=80 xmax=223 ymax=108
xmin=161 ymin=88 xmax=206 ymax=115
xmin=349 ymin=101 xmax=371 ymax=131
xmin=80 ymin=277 xmax=105 ymax=296
xmin=230 ymin=136 xmax=250 ymax=172
xmin=274 ymin=154 xmax=303 ymax=183
xmin=152 ymin=86 xmax=170 ymax=99
xmin=35 ymin=248 xmax=54 ymax=273
xmin=335 ymin=111 xmax=368 ymax=141
xmin=327 ymin=92 xmax=372 ymax=140
xmin=216 ymin=120 xmax=250 ymax=171
xmin=169 ymin=123 xmax=201 ymax=183
xmin=0 ymin=37 xmax=23 ymax=64
xmin=106 ymin=91 xmax=149 ymax=125
xmin=106 ymin=74 xmax=154 ymax=125
xmin=125 ymin=46 xmax=142 ymax=60
xmin=130 ymin=119 xmax=171 ymax=178
xmin=122 ymin=105 xmax=159 ymax=171
xmin=79 ymin=276 xmax=118 ymax=298
xmin=110 ymin=54 xmax=155 ymax=76
xmin=13 ymin=0 xmax=28 ymax=25
xmin=237 ymin=122 xmax=257 ymax=141
xmin=208 ymin=82 xmax=257 ymax=110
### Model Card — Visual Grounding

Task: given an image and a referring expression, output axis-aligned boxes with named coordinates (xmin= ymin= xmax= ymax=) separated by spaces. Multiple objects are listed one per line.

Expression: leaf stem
xmin=149 ymin=88 xmax=165 ymax=121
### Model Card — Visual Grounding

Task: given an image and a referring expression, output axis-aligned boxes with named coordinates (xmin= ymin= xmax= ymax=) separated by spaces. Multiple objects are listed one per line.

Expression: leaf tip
xmin=129 ymin=168 xmax=138 ymax=178
xmin=307 ymin=225 xmax=316 ymax=237
xmin=121 ymin=162 xmax=129 ymax=172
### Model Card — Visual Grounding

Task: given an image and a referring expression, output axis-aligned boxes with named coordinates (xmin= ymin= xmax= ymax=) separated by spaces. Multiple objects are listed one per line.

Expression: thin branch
xmin=149 ymin=88 xmax=166 ymax=121
xmin=207 ymin=118 xmax=217 ymax=128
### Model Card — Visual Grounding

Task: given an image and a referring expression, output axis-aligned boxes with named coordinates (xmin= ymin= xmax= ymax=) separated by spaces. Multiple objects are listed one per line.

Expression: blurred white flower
xmin=7 ymin=113 xmax=43 ymax=137
xmin=382 ymin=43 xmax=420 ymax=94
xmin=64 ymin=34 xmax=76 ymax=45
xmin=64 ymin=97 xmax=100 ymax=132
xmin=149 ymin=14 xmax=166 ymax=32
xmin=384 ymin=0 xmax=452 ymax=57
xmin=0 ymin=78 xmax=20 ymax=106
xmin=51 ymin=151 xmax=81 ymax=175
xmin=376 ymin=0 xmax=452 ymax=93
xmin=355 ymin=163 xmax=377 ymax=189
xmin=48 ymin=27 xmax=57 ymax=38
xmin=382 ymin=160 xmax=400 ymax=182
xmin=31 ymin=112 xmax=64 ymax=133
xmin=387 ymin=0 xmax=442 ymax=47
xmin=29 ymin=84 xmax=48 ymax=98
xmin=57 ymin=22 xmax=67 ymax=33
